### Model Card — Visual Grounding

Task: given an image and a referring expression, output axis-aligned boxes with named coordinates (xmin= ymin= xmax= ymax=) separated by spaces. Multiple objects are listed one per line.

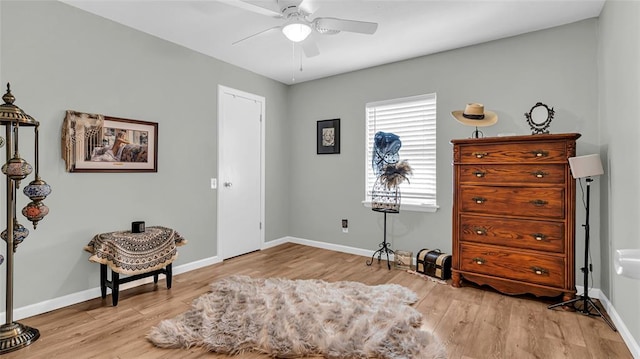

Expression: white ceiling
xmin=60 ymin=0 xmax=605 ymax=85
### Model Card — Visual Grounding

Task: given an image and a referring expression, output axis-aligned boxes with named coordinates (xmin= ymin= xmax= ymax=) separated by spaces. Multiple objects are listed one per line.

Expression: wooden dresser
xmin=451 ymin=133 xmax=580 ymax=301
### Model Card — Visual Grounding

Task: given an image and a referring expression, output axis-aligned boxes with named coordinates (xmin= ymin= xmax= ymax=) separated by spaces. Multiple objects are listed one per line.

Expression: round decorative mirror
xmin=525 ymin=102 xmax=554 ymax=134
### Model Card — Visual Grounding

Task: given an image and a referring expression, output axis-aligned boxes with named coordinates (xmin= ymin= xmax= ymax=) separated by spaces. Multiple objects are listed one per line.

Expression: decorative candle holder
xmin=131 ymin=221 xmax=145 ymax=233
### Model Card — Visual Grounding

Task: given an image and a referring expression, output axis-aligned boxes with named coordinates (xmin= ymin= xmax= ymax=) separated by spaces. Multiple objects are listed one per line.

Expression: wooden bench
xmin=85 ymin=226 xmax=186 ymax=306
xmin=99 ymin=262 xmax=172 ymax=306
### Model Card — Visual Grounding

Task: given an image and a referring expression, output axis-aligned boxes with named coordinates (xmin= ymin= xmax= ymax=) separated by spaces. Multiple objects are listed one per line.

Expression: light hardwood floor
xmin=4 ymin=243 xmax=632 ymax=358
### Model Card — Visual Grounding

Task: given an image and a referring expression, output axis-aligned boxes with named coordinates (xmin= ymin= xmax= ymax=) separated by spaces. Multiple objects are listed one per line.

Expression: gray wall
xmin=2 ymin=0 xmax=638 ymax=352
xmin=599 ymin=0 xmax=640 ymax=347
xmin=0 ymin=0 xmax=290 ymax=307
xmin=287 ymin=19 xmax=601 ymax=287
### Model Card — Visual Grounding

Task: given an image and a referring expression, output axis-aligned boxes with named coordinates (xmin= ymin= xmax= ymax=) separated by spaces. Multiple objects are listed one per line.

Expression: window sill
xmin=362 ymin=201 xmax=439 ymax=213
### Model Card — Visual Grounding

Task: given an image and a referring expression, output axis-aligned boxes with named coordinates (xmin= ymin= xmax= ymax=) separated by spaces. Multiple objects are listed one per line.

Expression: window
xmin=364 ymin=93 xmax=437 ymax=212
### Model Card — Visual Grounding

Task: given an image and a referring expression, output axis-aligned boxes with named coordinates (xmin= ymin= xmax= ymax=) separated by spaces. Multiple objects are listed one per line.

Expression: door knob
xmin=224 ymin=182 xmax=232 ymax=188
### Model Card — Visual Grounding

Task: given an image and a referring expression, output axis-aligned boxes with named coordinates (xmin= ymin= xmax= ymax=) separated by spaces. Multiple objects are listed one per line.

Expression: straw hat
xmin=451 ymin=103 xmax=498 ymax=127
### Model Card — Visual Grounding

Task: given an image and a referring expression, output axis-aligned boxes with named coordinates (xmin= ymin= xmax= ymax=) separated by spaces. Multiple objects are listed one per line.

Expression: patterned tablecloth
xmin=85 ymin=226 xmax=187 ymax=275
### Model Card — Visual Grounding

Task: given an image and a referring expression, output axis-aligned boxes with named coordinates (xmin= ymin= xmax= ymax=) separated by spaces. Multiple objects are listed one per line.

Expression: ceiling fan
xmin=228 ymin=0 xmax=379 ymax=58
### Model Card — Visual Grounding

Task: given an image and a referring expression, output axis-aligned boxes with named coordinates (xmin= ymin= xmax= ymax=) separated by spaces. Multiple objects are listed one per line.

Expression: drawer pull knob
xmin=472 ymin=257 xmax=486 ymax=265
xmin=532 ymin=171 xmax=548 ymax=178
xmin=532 ymin=233 xmax=547 ymax=241
xmin=473 ymin=152 xmax=488 ymax=159
xmin=472 ymin=197 xmax=486 ymax=204
xmin=474 ymin=227 xmax=487 ymax=236
xmin=473 ymin=171 xmax=486 ymax=178
xmin=531 ymin=267 xmax=548 ymax=275
xmin=530 ymin=199 xmax=548 ymax=207
xmin=531 ymin=150 xmax=549 ymax=158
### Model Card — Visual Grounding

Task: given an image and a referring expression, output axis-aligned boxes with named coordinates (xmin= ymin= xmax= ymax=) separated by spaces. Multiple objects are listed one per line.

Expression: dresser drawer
xmin=459 ymin=164 xmax=565 ymax=185
xmin=459 ymin=214 xmax=564 ymax=253
xmin=459 ymin=244 xmax=565 ymax=287
xmin=460 ymin=185 xmax=564 ymax=218
xmin=458 ymin=141 xmax=568 ymax=164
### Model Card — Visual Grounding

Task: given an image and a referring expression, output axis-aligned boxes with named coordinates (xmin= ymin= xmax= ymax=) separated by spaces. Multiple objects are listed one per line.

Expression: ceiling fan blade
xmin=221 ymin=0 xmax=282 ymax=17
xmin=233 ymin=26 xmax=282 ymax=45
xmin=298 ymin=0 xmax=319 ymax=15
xmin=300 ymin=38 xmax=320 ymax=58
xmin=313 ymin=17 xmax=378 ymax=35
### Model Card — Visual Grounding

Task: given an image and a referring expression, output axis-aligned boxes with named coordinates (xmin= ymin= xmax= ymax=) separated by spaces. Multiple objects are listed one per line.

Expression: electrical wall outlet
xmin=342 ymin=219 xmax=348 ymax=233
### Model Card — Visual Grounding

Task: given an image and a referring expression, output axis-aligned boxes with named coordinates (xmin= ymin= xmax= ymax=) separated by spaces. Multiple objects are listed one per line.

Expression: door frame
xmin=217 ymin=85 xmax=266 ymax=260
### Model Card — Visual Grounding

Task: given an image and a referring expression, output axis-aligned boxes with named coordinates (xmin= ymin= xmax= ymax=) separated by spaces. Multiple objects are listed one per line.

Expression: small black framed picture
xmin=317 ymin=119 xmax=340 ymax=154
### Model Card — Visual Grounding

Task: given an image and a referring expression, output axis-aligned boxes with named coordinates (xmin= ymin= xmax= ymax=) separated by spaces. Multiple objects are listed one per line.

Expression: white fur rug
xmin=147 ymin=275 xmax=446 ymax=358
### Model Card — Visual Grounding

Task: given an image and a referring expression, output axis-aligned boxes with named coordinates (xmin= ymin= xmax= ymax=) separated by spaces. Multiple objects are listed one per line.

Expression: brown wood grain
xmin=458 ymin=163 xmax=566 ymax=185
xmin=1 ymin=243 xmax=631 ymax=358
xmin=459 ymin=185 xmax=565 ymax=218
xmin=452 ymin=134 xmax=580 ymax=300
xmin=459 ymin=214 xmax=565 ymax=253
xmin=459 ymin=243 xmax=565 ymax=287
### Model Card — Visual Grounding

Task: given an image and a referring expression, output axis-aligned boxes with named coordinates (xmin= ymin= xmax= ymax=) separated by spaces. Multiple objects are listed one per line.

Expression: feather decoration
xmin=379 ymin=160 xmax=413 ymax=189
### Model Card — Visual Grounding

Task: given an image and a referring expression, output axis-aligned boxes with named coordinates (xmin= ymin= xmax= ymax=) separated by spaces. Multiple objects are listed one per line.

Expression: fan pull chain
xmin=291 ymin=42 xmax=296 ymax=83
xmin=300 ymin=50 xmax=303 ymax=72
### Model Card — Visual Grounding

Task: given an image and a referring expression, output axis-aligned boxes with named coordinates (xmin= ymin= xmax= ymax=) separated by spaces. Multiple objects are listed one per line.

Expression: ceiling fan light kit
xmin=282 ymin=21 xmax=312 ymax=42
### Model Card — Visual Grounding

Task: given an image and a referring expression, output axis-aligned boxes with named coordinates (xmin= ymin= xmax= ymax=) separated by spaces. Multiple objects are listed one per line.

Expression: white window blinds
xmin=365 ymin=93 xmax=437 ymax=209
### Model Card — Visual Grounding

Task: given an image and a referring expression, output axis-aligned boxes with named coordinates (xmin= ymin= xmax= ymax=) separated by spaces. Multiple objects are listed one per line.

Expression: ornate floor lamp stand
xmin=366 ymin=209 xmax=397 ymax=270
xmin=367 ymin=177 xmax=401 ymax=270
xmin=0 ymin=84 xmax=52 ymax=353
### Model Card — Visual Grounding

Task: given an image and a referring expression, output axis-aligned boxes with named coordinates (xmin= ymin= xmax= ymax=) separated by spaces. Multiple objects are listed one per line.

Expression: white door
xmin=217 ymin=85 xmax=264 ymax=260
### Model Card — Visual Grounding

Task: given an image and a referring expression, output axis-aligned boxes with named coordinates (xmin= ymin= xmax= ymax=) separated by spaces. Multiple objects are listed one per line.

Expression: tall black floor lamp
xmin=548 ymin=154 xmax=616 ymax=331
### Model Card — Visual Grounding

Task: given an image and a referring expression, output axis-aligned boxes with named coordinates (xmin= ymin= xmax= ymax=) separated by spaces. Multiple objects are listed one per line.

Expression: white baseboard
xmin=594 ymin=289 xmax=640 ymax=358
xmin=283 ymin=236 xmax=374 ymax=258
xmin=262 ymin=237 xmax=289 ymax=249
xmin=3 ymin=236 xmax=638 ymax=358
xmin=1 ymin=255 xmax=221 ymax=323
xmin=575 ymin=285 xmax=601 ymax=299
